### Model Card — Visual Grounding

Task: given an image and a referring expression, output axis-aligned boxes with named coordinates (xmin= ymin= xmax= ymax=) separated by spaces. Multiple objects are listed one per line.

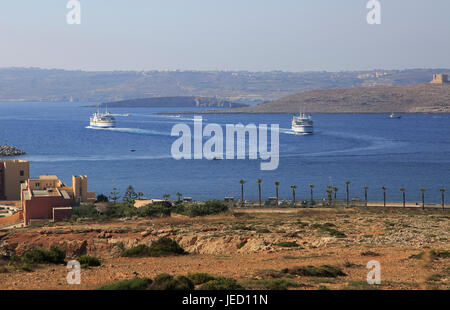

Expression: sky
xmin=0 ymin=0 xmax=449 ymax=72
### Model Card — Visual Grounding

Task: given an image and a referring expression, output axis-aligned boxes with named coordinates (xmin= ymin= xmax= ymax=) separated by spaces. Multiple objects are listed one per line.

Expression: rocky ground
xmin=0 ymin=207 xmax=448 ymax=290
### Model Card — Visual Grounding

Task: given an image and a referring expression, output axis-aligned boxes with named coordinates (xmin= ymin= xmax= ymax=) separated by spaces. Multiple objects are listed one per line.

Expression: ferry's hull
xmin=292 ymin=126 xmax=313 ymax=134
xmin=90 ymin=121 xmax=115 ymax=128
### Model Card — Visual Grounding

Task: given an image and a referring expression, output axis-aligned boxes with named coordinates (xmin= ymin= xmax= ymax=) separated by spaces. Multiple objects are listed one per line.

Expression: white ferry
xmin=291 ymin=113 xmax=314 ymax=134
xmin=90 ymin=107 xmax=116 ymax=128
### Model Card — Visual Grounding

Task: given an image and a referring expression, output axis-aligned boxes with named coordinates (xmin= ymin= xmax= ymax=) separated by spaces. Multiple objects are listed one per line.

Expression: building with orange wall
xmin=21 ymin=175 xmax=95 ymax=226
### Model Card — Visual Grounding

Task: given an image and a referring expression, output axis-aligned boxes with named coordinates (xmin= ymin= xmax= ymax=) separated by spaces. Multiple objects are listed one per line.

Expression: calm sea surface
xmin=1 ymin=102 xmax=450 ymax=203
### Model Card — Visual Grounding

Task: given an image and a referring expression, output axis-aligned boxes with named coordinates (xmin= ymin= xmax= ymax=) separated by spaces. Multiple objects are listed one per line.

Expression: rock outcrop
xmin=0 ymin=145 xmax=26 ymax=157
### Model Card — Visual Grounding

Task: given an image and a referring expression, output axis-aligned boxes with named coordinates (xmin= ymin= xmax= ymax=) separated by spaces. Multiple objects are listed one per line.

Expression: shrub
xmin=150 ymin=274 xmax=194 ymax=290
xmin=187 ymin=272 xmax=217 ymax=285
xmin=121 ymin=244 xmax=152 ymax=257
xmin=77 ymin=255 xmax=101 ymax=268
xmin=96 ymin=194 xmax=109 ymax=202
xmin=250 ymin=279 xmax=300 ymax=291
xmin=312 ymin=223 xmax=346 ymax=238
xmin=72 ymin=203 xmax=98 ymax=219
xmin=274 ymin=241 xmax=300 ymax=248
xmin=175 ymin=200 xmax=228 ymax=217
xmin=98 ymin=278 xmax=153 ymax=290
xmin=21 ymin=245 xmax=66 ymax=265
xmin=361 ymin=251 xmax=381 ymax=257
xmin=121 ymin=237 xmax=186 ymax=257
xmin=430 ymin=250 xmax=450 ymax=259
xmin=409 ymin=251 xmax=425 ymax=259
xmin=199 ymin=277 xmax=244 ymax=290
xmin=138 ymin=203 xmax=171 ymax=218
xmin=282 ymin=265 xmax=346 ymax=278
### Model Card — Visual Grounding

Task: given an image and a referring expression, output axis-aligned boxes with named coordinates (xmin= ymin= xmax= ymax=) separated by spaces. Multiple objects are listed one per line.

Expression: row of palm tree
xmin=238 ymin=179 xmax=446 ymax=210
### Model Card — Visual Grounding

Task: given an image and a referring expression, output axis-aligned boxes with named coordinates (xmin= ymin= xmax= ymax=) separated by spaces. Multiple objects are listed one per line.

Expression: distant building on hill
xmin=430 ymin=74 xmax=449 ymax=84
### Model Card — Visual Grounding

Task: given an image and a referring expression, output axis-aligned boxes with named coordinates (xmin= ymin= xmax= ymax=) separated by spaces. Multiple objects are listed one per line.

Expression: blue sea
xmin=1 ymin=102 xmax=450 ymax=203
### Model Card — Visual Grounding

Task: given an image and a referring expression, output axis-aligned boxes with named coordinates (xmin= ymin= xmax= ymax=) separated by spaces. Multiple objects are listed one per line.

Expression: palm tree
xmin=290 ymin=185 xmax=297 ymax=205
xmin=163 ymin=193 xmax=170 ymax=201
xmin=381 ymin=186 xmax=387 ymax=207
xmin=309 ymin=184 xmax=315 ymax=203
xmin=333 ymin=187 xmax=338 ymax=200
xmin=326 ymin=189 xmax=333 ymax=204
xmin=440 ymin=188 xmax=446 ymax=211
xmin=137 ymin=192 xmax=144 ymax=200
xmin=345 ymin=181 xmax=351 ymax=207
xmin=176 ymin=192 xmax=183 ymax=202
xmin=400 ymin=188 xmax=406 ymax=208
xmin=274 ymin=181 xmax=280 ymax=205
xmin=239 ymin=179 xmax=246 ymax=203
xmin=256 ymin=179 xmax=262 ymax=207
xmin=364 ymin=185 xmax=369 ymax=207
xmin=420 ymin=188 xmax=426 ymax=210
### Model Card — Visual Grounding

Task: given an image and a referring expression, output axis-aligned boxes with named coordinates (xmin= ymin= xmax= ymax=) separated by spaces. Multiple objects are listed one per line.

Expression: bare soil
xmin=0 ymin=207 xmax=448 ymax=290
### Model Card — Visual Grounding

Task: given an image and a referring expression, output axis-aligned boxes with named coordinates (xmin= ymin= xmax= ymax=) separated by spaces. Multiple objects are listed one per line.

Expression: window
xmin=20 ymin=170 xmax=24 ymax=176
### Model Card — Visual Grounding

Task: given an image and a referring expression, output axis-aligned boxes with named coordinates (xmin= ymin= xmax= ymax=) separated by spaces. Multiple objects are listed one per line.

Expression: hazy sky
xmin=1 ymin=0 xmax=449 ymax=71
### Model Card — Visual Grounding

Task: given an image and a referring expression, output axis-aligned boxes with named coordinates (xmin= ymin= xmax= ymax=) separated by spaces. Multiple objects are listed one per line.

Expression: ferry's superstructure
xmin=291 ymin=113 xmax=313 ymax=134
xmin=90 ymin=107 xmax=116 ymax=128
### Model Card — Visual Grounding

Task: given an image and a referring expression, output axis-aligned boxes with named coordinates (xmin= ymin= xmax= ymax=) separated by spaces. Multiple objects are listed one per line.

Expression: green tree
xmin=256 ymin=179 xmax=262 ymax=207
xmin=96 ymin=194 xmax=109 ymax=202
xmin=364 ymin=185 xmax=369 ymax=207
xmin=345 ymin=181 xmax=351 ymax=207
xmin=381 ymin=186 xmax=387 ymax=207
xmin=123 ymin=185 xmax=138 ymax=202
xmin=309 ymin=184 xmax=315 ymax=203
xmin=290 ymin=185 xmax=297 ymax=206
xmin=137 ymin=192 xmax=144 ymax=200
xmin=163 ymin=193 xmax=171 ymax=201
xmin=400 ymin=188 xmax=406 ymax=208
xmin=333 ymin=187 xmax=338 ymax=200
xmin=420 ymin=188 xmax=426 ymax=210
xmin=239 ymin=179 xmax=246 ymax=204
xmin=274 ymin=181 xmax=280 ymax=205
xmin=176 ymin=192 xmax=183 ymax=202
xmin=109 ymin=187 xmax=120 ymax=204
xmin=440 ymin=188 xmax=446 ymax=211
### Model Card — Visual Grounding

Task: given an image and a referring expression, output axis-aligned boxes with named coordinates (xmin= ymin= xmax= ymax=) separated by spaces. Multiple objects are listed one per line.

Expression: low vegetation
xmin=245 ymin=279 xmax=300 ymax=290
xmin=77 ymin=255 xmax=101 ymax=268
xmin=98 ymin=278 xmax=153 ymax=290
xmin=174 ymin=200 xmax=228 ymax=217
xmin=121 ymin=237 xmax=187 ymax=257
xmin=187 ymin=273 xmax=217 ymax=285
xmin=273 ymin=241 xmax=300 ymax=248
xmin=311 ymin=223 xmax=347 ymax=238
xmin=150 ymin=274 xmax=194 ymax=290
xmin=8 ymin=245 xmax=66 ymax=272
xmin=282 ymin=265 xmax=346 ymax=278
xmin=361 ymin=251 xmax=381 ymax=257
xmin=199 ymin=277 xmax=244 ymax=290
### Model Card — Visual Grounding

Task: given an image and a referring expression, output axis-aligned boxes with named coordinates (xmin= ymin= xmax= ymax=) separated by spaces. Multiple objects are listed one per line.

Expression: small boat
xmin=291 ymin=113 xmax=314 ymax=134
xmin=390 ymin=113 xmax=401 ymax=119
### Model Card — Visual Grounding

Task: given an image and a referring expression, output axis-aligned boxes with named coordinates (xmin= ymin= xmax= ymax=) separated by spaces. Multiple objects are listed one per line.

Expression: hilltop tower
xmin=430 ymin=74 xmax=449 ymax=84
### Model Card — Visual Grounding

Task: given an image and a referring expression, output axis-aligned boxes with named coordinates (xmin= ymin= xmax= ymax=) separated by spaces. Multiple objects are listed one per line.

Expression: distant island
xmin=92 ymin=96 xmax=248 ymax=108
xmin=1 ymin=67 xmax=450 ymax=102
xmin=192 ymin=81 xmax=450 ymax=114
